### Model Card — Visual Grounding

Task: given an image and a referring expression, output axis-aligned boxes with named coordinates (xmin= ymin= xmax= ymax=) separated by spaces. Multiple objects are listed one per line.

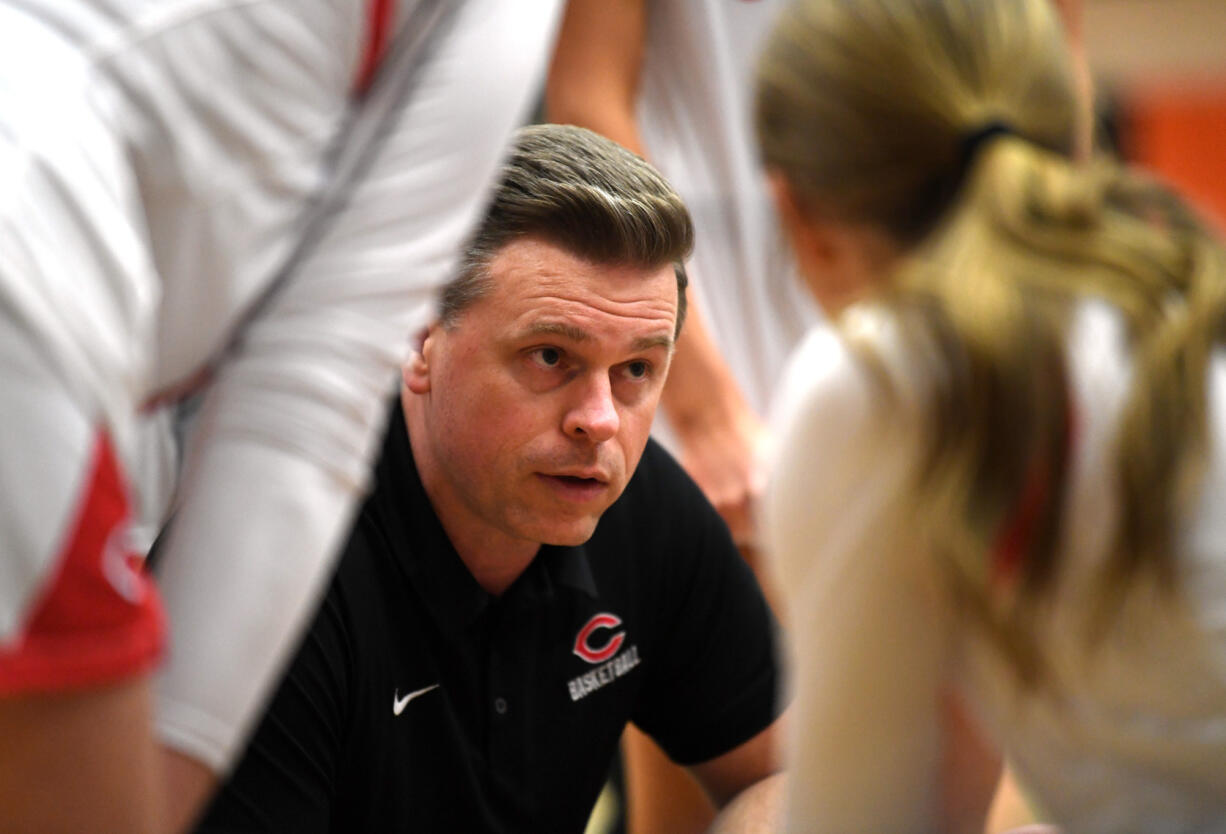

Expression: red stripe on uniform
xmin=354 ymin=0 xmax=397 ymax=96
xmin=990 ymin=402 xmax=1078 ymax=586
xmin=0 ymin=431 xmax=165 ymax=693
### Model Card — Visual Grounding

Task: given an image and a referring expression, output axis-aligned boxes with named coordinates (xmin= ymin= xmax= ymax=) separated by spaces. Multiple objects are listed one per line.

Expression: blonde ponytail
xmin=757 ymin=0 xmax=1226 ymax=683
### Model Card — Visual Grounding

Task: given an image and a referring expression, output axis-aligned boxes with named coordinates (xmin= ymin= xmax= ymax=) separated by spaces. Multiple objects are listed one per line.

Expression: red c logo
xmin=573 ymin=613 xmax=625 ymax=664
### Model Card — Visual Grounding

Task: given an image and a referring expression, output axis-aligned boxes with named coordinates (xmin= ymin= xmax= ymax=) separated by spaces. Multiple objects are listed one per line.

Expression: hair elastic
xmin=958 ymin=120 xmax=1017 ymax=171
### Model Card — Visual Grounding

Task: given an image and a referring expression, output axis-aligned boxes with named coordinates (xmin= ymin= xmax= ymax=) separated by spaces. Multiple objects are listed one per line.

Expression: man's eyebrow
xmin=526 ymin=321 xmax=591 ymax=342
xmin=630 ymin=334 xmax=674 ymax=353
xmin=522 ymin=322 xmax=674 ymax=352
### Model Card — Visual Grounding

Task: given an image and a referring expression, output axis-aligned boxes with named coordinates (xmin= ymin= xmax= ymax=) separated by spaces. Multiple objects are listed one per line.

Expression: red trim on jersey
xmin=0 ymin=431 xmax=165 ymax=693
xmin=990 ymin=457 xmax=1051 ymax=584
xmin=354 ymin=0 xmax=398 ymax=96
xmin=990 ymin=403 xmax=1078 ymax=585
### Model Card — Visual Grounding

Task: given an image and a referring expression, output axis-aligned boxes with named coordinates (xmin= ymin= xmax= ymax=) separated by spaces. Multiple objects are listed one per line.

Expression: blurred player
xmin=0 ymin=1 xmax=561 ymax=830
xmin=757 ymin=0 xmax=1226 ymax=830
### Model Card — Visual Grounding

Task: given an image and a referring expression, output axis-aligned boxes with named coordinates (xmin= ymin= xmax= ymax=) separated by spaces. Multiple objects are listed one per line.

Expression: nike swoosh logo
xmin=393 ymin=683 xmax=440 ymax=715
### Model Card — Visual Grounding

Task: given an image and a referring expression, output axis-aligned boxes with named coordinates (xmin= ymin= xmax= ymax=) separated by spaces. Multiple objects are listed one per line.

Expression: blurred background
xmin=1088 ymin=0 xmax=1226 ymax=230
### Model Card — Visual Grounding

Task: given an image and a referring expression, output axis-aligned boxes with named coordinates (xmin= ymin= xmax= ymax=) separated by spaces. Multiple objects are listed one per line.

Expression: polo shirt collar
xmin=539 ymin=543 xmax=598 ymax=599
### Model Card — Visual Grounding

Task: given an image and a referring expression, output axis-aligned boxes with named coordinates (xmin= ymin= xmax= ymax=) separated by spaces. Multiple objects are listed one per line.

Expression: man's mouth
xmin=538 ymin=472 xmax=610 ymax=501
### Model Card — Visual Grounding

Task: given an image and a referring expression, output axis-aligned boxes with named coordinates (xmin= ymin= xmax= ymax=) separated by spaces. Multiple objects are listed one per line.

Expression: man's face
xmin=405 ymin=237 xmax=678 ymax=551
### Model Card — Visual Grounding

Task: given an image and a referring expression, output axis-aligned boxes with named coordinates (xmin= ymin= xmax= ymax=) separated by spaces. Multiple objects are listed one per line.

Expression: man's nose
xmin=563 ymin=373 xmax=619 ymax=443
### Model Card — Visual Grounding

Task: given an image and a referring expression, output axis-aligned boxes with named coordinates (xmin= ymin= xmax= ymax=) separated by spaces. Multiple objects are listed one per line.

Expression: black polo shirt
xmin=198 ymin=402 xmax=780 ymax=833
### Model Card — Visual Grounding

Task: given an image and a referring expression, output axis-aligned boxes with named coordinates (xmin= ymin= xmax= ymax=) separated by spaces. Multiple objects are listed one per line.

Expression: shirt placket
xmin=484 ymin=592 xmax=540 ymax=809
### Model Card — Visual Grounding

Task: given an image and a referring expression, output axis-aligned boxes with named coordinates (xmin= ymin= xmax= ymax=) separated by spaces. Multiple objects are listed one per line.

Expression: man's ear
xmin=402 ymin=323 xmax=438 ymax=394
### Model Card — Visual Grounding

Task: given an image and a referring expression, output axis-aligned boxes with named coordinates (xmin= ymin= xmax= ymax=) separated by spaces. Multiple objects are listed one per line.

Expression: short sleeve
xmin=0 ymin=429 xmax=164 ymax=693
xmin=629 ymin=446 xmax=782 ymax=766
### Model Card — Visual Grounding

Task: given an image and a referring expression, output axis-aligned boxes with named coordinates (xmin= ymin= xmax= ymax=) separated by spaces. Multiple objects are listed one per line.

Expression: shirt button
xmin=493 ymin=697 xmax=508 ymax=715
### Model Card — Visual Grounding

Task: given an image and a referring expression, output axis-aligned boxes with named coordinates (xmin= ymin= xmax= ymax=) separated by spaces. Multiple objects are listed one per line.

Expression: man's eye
xmin=624 ymin=360 xmax=650 ymax=380
xmin=532 ymin=347 xmax=562 ymax=368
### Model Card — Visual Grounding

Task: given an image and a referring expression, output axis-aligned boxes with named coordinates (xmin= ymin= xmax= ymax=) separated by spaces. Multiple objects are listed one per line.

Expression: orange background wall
xmin=1121 ymin=82 xmax=1226 ymax=232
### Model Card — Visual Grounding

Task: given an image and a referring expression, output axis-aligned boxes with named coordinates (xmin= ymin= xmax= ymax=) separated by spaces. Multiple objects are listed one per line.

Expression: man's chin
xmin=535 ymin=519 xmax=601 ymax=548
xmin=543 ymin=531 xmax=598 ymax=548
xmin=510 ymin=500 xmax=609 ymax=547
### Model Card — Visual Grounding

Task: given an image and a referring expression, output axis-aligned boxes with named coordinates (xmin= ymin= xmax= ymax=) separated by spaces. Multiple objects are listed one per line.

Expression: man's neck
xmin=444 ymin=530 xmax=538 ymax=597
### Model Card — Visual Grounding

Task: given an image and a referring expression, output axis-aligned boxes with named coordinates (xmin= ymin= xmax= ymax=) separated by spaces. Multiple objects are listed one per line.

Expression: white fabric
xmin=0 ymin=313 xmax=99 ymax=640
xmin=0 ymin=0 xmax=561 ymax=770
xmin=764 ymin=300 xmax=1226 ymax=832
xmin=636 ymin=0 xmax=822 ymax=418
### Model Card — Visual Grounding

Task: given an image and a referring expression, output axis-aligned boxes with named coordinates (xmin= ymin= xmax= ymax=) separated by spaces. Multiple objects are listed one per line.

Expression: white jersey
xmin=636 ymin=0 xmax=821 ymax=415
xmin=764 ymin=300 xmax=1226 ymax=832
xmin=0 ymin=0 xmax=561 ymax=771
